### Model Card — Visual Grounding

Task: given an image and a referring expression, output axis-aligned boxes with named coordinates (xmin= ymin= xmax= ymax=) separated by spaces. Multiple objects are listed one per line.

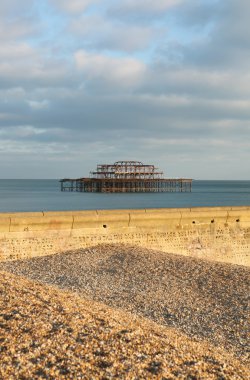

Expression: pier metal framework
xmin=60 ymin=161 xmax=192 ymax=193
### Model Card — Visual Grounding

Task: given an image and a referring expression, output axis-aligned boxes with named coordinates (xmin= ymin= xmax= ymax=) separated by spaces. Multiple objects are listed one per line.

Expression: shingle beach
xmin=1 ymin=244 xmax=249 ymax=379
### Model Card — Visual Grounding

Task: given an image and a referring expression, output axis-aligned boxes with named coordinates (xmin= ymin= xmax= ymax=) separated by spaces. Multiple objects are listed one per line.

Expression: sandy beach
xmin=0 ymin=244 xmax=249 ymax=378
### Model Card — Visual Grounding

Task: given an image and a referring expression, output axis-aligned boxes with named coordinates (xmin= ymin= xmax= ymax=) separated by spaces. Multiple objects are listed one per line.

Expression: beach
xmin=1 ymin=244 xmax=249 ymax=378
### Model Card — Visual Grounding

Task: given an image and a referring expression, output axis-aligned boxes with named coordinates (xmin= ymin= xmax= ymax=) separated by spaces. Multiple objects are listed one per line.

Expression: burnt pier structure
xmin=60 ymin=161 xmax=192 ymax=193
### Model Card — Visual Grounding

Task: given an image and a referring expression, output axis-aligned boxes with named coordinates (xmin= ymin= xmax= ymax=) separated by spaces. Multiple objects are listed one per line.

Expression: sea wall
xmin=0 ymin=206 xmax=250 ymax=266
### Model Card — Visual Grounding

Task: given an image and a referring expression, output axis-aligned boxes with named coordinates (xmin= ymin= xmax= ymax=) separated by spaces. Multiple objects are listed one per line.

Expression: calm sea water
xmin=0 ymin=180 xmax=249 ymax=212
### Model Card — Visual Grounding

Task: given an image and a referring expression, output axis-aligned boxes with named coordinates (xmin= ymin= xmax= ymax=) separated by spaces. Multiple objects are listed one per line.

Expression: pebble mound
xmin=0 ymin=270 xmax=248 ymax=379
xmin=1 ymin=244 xmax=249 ymax=365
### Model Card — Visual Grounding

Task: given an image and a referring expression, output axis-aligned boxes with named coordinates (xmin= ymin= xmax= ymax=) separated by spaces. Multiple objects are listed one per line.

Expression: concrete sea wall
xmin=0 ymin=206 xmax=249 ymax=266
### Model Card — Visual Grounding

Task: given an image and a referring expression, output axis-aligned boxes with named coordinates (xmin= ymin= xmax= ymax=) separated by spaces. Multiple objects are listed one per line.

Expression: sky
xmin=0 ymin=0 xmax=250 ymax=180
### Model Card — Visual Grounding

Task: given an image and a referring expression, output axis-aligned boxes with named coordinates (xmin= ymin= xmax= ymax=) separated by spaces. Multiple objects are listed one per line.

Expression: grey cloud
xmin=0 ymin=1 xmax=35 ymax=17
xmin=0 ymin=0 xmax=249 ymax=179
xmin=0 ymin=18 xmax=37 ymax=41
xmin=173 ymin=0 xmax=223 ymax=29
xmin=70 ymin=15 xmax=160 ymax=52
xmin=163 ymin=0 xmax=250 ymax=69
xmin=0 ymin=1 xmax=38 ymax=44
xmin=106 ymin=0 xmax=183 ymax=23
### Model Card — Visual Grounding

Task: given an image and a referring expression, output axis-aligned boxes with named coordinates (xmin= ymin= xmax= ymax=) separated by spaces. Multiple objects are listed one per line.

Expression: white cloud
xmin=109 ymin=0 xmax=183 ymax=16
xmin=74 ymin=50 xmax=146 ymax=86
xmin=28 ymin=100 xmax=49 ymax=110
xmin=70 ymin=14 xmax=159 ymax=52
xmin=0 ymin=1 xmax=38 ymax=45
xmin=0 ymin=42 xmax=70 ymax=88
xmin=50 ymin=0 xmax=98 ymax=13
xmin=0 ymin=19 xmax=36 ymax=41
xmin=0 ymin=0 xmax=249 ymax=179
xmin=0 ymin=43 xmax=36 ymax=61
xmin=0 ymin=126 xmax=46 ymax=137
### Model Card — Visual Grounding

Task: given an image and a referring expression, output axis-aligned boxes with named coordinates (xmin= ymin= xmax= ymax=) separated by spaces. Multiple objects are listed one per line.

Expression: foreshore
xmin=0 ymin=244 xmax=249 ymax=378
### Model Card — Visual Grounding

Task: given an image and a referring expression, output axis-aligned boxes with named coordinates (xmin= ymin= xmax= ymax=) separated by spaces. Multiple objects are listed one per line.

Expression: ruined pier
xmin=60 ymin=161 xmax=192 ymax=193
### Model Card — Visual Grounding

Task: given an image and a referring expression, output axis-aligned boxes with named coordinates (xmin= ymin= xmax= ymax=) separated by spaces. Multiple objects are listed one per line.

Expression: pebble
xmin=0 ymin=244 xmax=249 ymax=378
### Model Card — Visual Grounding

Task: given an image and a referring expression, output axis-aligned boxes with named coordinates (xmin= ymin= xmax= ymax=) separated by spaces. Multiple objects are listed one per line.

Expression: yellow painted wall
xmin=0 ymin=206 xmax=249 ymax=266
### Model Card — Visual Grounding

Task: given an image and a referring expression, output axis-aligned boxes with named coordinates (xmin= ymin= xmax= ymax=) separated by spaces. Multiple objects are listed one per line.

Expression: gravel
xmin=0 ymin=270 xmax=248 ymax=379
xmin=1 ymin=243 xmax=249 ymax=366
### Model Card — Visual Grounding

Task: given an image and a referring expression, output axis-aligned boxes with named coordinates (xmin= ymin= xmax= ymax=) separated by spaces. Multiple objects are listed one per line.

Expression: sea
xmin=0 ymin=180 xmax=249 ymax=213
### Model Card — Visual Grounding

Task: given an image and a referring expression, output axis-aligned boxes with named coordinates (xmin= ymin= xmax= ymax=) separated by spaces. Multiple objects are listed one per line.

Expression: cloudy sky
xmin=0 ymin=0 xmax=249 ymax=179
